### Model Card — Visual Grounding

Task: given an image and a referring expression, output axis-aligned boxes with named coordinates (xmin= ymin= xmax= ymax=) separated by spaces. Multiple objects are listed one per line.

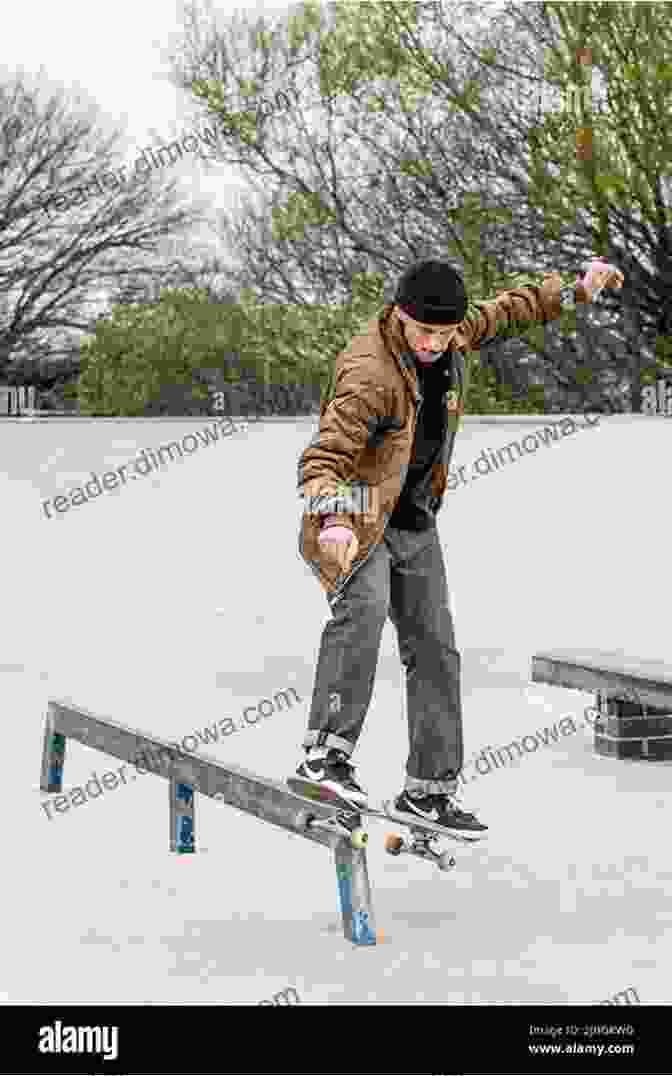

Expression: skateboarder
xmin=293 ymin=257 xmax=623 ymax=835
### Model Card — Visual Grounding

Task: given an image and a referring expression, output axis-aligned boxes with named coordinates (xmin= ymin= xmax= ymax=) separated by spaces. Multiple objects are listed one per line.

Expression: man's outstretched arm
xmin=461 ymin=258 xmax=624 ymax=350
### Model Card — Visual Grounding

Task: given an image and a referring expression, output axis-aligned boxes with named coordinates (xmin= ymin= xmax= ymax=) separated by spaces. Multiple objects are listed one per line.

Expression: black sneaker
xmin=294 ymin=748 xmax=368 ymax=809
xmin=392 ymin=789 xmax=488 ymax=837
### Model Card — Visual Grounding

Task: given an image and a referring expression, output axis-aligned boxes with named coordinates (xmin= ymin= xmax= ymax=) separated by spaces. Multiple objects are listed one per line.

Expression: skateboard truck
xmin=296 ymin=807 xmax=458 ymax=871
xmin=294 ymin=807 xmax=370 ymax=849
xmin=289 ymin=779 xmax=473 ymax=871
xmin=384 ymin=829 xmax=457 ymax=872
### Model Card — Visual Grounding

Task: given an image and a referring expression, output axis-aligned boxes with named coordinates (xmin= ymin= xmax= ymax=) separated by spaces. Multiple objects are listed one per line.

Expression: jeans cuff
xmin=405 ymin=775 xmax=458 ymax=796
xmin=302 ymin=730 xmax=354 ymax=756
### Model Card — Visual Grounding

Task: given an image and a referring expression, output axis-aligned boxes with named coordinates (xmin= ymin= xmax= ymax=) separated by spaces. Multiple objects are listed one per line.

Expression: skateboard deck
xmin=286 ymin=777 xmax=484 ymax=872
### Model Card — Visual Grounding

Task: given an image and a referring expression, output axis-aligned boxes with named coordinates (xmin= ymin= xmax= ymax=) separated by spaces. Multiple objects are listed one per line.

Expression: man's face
xmin=395 ymin=307 xmax=459 ymax=364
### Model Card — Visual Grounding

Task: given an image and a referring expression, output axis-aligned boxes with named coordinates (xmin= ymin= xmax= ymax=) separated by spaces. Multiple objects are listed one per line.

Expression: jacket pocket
xmin=360 ymin=414 xmax=405 ymax=472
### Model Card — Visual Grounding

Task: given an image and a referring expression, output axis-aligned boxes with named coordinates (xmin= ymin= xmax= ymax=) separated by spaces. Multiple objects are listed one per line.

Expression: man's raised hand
xmin=576 ymin=257 xmax=624 ymax=303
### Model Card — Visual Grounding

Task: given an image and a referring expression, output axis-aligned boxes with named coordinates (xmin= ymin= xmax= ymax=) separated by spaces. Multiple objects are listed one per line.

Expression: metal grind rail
xmin=40 ymin=698 xmax=378 ymax=946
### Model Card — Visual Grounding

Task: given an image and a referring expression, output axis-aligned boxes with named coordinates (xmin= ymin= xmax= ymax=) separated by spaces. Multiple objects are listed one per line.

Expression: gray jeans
xmin=303 ymin=525 xmax=462 ymax=795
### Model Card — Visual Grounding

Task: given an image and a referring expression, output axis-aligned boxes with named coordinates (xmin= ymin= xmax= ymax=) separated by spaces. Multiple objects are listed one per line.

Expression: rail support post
xmin=40 ymin=702 xmax=66 ymax=793
xmin=170 ymin=778 xmax=195 ymax=853
xmin=334 ymin=839 xmax=377 ymax=946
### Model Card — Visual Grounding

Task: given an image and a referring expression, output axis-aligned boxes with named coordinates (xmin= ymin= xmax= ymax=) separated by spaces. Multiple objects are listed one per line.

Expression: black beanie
xmin=394 ymin=260 xmax=468 ymax=325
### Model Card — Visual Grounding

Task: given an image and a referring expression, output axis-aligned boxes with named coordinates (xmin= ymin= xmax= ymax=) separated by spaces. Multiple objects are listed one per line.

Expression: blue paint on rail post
xmin=336 ymin=862 xmax=376 ymax=945
xmin=352 ymin=909 xmax=376 ymax=945
xmin=47 ymin=732 xmax=66 ymax=790
xmin=175 ymin=782 xmax=195 ymax=853
xmin=176 ymin=813 xmax=194 ymax=853
xmin=47 ymin=765 xmax=62 ymax=788
xmin=336 ymin=862 xmax=353 ymax=915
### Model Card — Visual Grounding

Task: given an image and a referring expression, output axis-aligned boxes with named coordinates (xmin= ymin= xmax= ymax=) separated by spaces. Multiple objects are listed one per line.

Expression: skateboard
xmin=287 ymin=777 xmax=484 ymax=872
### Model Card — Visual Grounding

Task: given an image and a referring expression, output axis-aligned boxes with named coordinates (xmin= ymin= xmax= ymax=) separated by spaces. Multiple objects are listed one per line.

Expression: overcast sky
xmin=0 ymin=0 xmax=301 ymax=145
xmin=0 ymin=0 xmax=512 ymax=276
xmin=0 ymin=1 xmax=509 ymax=191
xmin=0 ymin=0 xmax=304 ymax=237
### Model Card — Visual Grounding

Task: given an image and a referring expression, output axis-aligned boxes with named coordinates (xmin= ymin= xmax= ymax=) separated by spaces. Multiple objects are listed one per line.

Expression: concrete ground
xmin=2 ymin=413 xmax=669 ymax=1005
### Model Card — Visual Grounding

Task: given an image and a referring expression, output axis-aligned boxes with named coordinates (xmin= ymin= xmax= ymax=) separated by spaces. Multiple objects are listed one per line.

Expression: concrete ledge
xmin=531 ymin=649 xmax=672 ymax=711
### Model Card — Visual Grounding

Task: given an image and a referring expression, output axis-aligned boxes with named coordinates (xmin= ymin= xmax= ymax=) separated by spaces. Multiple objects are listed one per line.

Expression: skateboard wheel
xmin=384 ymin=833 xmax=404 ymax=856
xmin=350 ymin=827 xmax=368 ymax=849
xmin=438 ymin=851 xmax=456 ymax=871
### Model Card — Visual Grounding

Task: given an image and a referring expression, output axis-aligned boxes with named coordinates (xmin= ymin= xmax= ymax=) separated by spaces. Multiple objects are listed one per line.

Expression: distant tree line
xmin=2 ymin=0 xmax=671 ymax=420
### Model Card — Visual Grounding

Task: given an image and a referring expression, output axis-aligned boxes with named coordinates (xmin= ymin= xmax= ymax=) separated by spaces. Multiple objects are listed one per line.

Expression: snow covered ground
xmin=2 ymin=413 xmax=670 ymax=1005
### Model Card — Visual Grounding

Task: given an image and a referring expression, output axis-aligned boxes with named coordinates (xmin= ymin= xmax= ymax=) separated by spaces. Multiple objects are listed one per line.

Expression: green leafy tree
xmin=163 ymin=0 xmax=670 ymax=414
xmin=77 ymin=288 xmax=253 ymax=416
